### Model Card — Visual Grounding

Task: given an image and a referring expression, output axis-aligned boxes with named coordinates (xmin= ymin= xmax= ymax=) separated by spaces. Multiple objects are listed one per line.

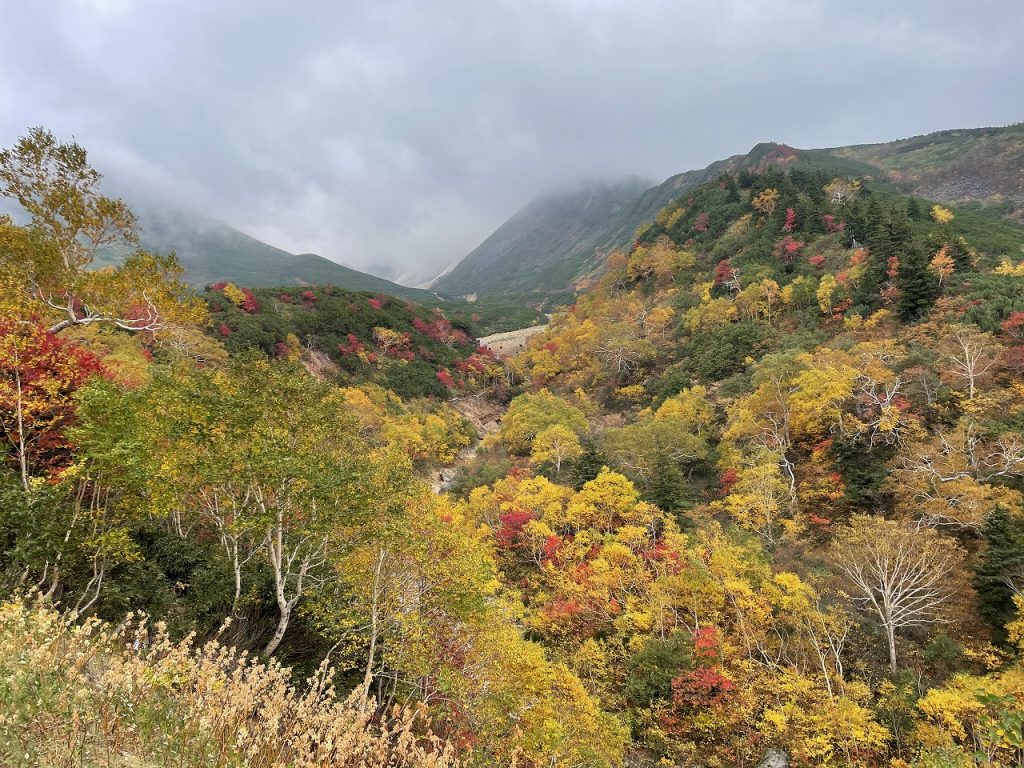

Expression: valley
xmin=3 ymin=121 xmax=1024 ymax=767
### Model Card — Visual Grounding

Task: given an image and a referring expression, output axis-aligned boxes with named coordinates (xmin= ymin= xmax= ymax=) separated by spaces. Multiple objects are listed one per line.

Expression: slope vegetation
xmin=833 ymin=123 xmax=1024 ymax=204
xmin=434 ymin=178 xmax=654 ymax=303
xmin=206 ymin=283 xmax=504 ymax=399
xmin=466 ymin=167 xmax=1024 ymax=764
xmin=102 ymin=209 xmax=545 ymax=334
xmin=9 ymin=124 xmax=1024 ymax=768
xmin=129 ymin=207 xmax=445 ymax=301
xmin=436 ymin=124 xmax=1024 ymax=303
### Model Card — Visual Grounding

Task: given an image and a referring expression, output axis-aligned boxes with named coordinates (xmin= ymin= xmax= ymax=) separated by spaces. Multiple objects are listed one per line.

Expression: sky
xmin=1 ymin=1 xmax=1022 ymax=286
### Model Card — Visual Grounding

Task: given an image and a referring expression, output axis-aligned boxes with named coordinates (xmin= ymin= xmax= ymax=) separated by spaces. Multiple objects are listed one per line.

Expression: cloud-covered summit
xmin=2 ymin=0 xmax=1021 ymax=284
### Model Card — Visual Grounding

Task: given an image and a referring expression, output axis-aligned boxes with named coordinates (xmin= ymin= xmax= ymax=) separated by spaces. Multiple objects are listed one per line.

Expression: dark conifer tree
xmin=948 ymin=236 xmax=976 ymax=272
xmin=845 ymin=199 xmax=868 ymax=244
xmin=887 ymin=207 xmax=914 ymax=252
xmin=643 ymin=454 xmax=690 ymax=515
xmin=974 ymin=506 xmax=1024 ymax=643
xmin=566 ymin=440 xmax=606 ymax=490
xmin=860 ymin=211 xmax=892 ymax=304
xmin=906 ymin=197 xmax=923 ymax=221
xmin=896 ymin=242 xmax=939 ymax=321
xmin=724 ymin=174 xmax=741 ymax=203
xmin=795 ymin=196 xmax=823 ymax=236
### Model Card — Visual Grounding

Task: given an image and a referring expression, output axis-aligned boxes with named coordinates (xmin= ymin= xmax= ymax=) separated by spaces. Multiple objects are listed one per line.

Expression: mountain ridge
xmin=97 ymin=206 xmax=445 ymax=304
xmin=432 ymin=177 xmax=654 ymax=303
xmin=434 ymin=123 xmax=1024 ymax=302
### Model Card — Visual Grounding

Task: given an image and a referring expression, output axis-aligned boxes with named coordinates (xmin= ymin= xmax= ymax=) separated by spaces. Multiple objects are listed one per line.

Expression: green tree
xmin=906 ymin=197 xmax=923 ymax=221
xmin=500 ymin=389 xmax=587 ymax=455
xmin=624 ymin=631 xmax=693 ymax=709
xmin=974 ymin=506 xmax=1024 ymax=643
xmin=75 ymin=357 xmax=410 ymax=654
xmin=947 ymin=235 xmax=976 ymax=272
xmin=896 ymin=243 xmax=939 ymax=321
xmin=643 ymin=452 xmax=692 ymax=516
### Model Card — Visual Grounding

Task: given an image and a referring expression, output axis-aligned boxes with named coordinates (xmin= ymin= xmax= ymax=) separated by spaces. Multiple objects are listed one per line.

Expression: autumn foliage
xmin=0 ymin=321 xmax=103 ymax=483
xmin=4 ymin=129 xmax=1024 ymax=768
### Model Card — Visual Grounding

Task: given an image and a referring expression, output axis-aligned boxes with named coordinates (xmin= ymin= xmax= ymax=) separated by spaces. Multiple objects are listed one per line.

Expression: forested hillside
xmin=204 ymin=282 xmax=505 ymax=399
xmin=4 ymin=127 xmax=1024 ymax=768
xmin=473 ymin=163 xmax=1024 ymax=765
xmin=92 ymin=206 xmax=448 ymax=301
xmin=436 ymin=124 xmax=1024 ymax=304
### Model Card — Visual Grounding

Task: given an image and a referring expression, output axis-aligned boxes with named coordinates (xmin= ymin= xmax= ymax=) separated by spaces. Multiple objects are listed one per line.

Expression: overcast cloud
xmin=1 ymin=0 xmax=1021 ymax=284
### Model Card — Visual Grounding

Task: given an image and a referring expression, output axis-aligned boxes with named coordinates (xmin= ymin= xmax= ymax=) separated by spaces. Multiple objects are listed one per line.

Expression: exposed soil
xmin=301 ymin=348 xmax=340 ymax=380
xmin=429 ymin=394 xmax=509 ymax=493
xmin=478 ymin=324 xmax=548 ymax=358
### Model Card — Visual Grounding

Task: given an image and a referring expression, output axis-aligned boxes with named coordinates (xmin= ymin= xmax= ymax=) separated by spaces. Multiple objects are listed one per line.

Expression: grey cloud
xmin=1 ymin=0 xmax=1021 ymax=284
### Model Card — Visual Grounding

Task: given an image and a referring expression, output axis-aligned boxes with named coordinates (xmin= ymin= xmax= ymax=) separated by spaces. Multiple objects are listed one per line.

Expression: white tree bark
xmin=834 ymin=519 xmax=961 ymax=673
xmin=261 ymin=496 xmax=328 ymax=656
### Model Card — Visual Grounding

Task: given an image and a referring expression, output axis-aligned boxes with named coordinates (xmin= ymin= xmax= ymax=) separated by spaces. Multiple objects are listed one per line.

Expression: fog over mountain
xmin=1 ymin=0 xmax=1021 ymax=285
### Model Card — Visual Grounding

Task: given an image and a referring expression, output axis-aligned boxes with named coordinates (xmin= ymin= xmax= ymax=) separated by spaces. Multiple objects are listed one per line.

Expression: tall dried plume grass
xmin=0 ymin=598 xmax=461 ymax=768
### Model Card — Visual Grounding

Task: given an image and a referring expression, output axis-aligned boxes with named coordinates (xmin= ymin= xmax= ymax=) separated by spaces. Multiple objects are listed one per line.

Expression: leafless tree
xmin=941 ymin=324 xmax=1000 ymax=400
xmin=831 ymin=515 xmax=964 ymax=673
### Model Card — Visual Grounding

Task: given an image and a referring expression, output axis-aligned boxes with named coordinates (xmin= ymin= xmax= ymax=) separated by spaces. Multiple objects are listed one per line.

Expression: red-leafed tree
xmin=773 ymin=236 xmax=804 ymax=262
xmin=0 ymin=321 xmax=103 ymax=489
xmin=1001 ymin=311 xmax=1024 ymax=340
xmin=670 ymin=668 xmax=734 ymax=709
xmin=414 ymin=316 xmax=470 ymax=348
xmin=338 ymin=333 xmax=366 ymax=357
xmin=240 ymin=287 xmax=258 ymax=314
xmin=886 ymin=255 xmax=900 ymax=280
xmin=823 ymin=214 xmax=844 ymax=233
xmin=719 ymin=468 xmax=739 ymax=495
xmin=783 ymin=207 xmax=796 ymax=233
xmin=713 ymin=260 xmax=735 ymax=287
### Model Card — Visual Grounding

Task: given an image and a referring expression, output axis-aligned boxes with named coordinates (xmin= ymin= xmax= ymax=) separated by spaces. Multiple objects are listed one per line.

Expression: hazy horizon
xmin=2 ymin=0 xmax=1022 ymax=285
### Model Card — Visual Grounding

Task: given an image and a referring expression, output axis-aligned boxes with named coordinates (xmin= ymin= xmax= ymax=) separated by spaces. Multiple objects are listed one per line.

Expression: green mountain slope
xmin=433 ymin=148 xmax=880 ymax=303
xmin=94 ymin=208 xmax=544 ymax=336
xmin=433 ymin=178 xmax=654 ymax=303
xmin=435 ymin=124 xmax=1023 ymax=303
xmin=206 ymin=284 xmax=494 ymax=400
xmin=101 ymin=208 xmax=444 ymax=303
xmin=831 ymin=123 xmax=1024 ymax=203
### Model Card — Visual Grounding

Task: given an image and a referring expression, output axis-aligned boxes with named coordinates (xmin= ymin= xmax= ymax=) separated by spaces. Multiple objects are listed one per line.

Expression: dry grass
xmin=0 ymin=599 xmax=460 ymax=768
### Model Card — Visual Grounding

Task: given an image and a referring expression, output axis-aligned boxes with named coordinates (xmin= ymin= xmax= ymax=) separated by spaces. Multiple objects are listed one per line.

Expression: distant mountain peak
xmin=100 ymin=206 xmax=444 ymax=303
xmin=435 ymin=124 xmax=1024 ymax=303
